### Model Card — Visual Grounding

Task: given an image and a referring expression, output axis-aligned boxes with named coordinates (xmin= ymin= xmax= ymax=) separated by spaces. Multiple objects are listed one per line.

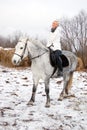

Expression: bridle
xmin=14 ymin=41 xmax=48 ymax=61
xmin=14 ymin=42 xmax=27 ymax=60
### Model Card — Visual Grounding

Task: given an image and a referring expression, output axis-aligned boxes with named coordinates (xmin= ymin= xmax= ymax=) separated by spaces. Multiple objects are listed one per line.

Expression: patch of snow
xmin=0 ymin=65 xmax=87 ymax=130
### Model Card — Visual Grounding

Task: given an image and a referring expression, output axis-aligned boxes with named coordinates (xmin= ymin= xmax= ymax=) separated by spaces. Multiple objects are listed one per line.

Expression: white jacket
xmin=47 ymin=27 xmax=61 ymax=51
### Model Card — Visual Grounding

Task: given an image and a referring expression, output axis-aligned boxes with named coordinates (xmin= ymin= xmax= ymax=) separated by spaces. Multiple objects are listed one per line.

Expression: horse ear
xmin=26 ymin=38 xmax=29 ymax=42
xmin=19 ymin=37 xmax=22 ymax=41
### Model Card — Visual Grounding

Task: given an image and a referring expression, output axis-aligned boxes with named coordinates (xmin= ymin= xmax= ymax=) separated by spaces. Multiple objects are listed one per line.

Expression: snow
xmin=0 ymin=65 xmax=87 ymax=130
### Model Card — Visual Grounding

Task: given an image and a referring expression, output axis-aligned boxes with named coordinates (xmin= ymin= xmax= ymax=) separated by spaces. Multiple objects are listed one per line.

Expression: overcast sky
xmin=0 ymin=0 xmax=87 ymax=39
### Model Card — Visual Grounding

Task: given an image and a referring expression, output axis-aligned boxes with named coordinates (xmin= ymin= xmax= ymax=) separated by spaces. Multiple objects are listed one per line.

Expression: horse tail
xmin=76 ymin=57 xmax=84 ymax=71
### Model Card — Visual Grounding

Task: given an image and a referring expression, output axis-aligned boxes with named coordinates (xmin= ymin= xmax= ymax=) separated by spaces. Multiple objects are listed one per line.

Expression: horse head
xmin=12 ymin=37 xmax=29 ymax=66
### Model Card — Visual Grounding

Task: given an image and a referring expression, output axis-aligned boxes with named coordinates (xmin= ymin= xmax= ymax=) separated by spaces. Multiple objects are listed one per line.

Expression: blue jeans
xmin=53 ymin=50 xmax=63 ymax=71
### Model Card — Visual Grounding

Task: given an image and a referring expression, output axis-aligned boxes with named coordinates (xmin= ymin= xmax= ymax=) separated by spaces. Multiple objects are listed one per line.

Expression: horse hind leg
xmin=58 ymin=72 xmax=74 ymax=101
xmin=65 ymin=72 xmax=73 ymax=95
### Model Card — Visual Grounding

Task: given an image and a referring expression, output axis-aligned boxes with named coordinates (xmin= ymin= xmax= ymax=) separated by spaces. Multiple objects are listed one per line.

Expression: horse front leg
xmin=45 ymin=78 xmax=50 ymax=107
xmin=27 ymin=84 xmax=37 ymax=105
xmin=27 ymin=78 xmax=38 ymax=106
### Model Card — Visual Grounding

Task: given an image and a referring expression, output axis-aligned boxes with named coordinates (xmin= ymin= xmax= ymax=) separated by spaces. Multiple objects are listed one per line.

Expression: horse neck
xmin=27 ymin=41 xmax=48 ymax=58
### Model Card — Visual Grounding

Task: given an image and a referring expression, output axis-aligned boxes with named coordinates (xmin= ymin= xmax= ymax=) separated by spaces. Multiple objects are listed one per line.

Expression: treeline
xmin=0 ymin=10 xmax=87 ymax=67
xmin=0 ymin=31 xmax=23 ymax=48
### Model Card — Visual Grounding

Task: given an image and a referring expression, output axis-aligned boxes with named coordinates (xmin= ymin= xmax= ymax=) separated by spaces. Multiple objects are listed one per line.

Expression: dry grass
xmin=0 ymin=47 xmax=84 ymax=71
xmin=0 ymin=47 xmax=31 ymax=68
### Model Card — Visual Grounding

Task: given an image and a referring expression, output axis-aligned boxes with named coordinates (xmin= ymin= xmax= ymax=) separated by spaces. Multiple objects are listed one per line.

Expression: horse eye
xmin=20 ymin=47 xmax=23 ymax=49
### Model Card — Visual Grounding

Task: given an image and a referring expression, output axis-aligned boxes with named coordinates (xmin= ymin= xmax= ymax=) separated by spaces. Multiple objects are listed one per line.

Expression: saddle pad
xmin=60 ymin=54 xmax=69 ymax=67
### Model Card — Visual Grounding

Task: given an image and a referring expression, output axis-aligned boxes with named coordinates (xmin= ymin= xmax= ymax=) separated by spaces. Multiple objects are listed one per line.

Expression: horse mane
xmin=19 ymin=37 xmax=48 ymax=51
xmin=29 ymin=38 xmax=48 ymax=51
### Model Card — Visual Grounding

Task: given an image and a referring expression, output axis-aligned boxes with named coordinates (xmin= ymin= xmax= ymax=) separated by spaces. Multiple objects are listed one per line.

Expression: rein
xmin=30 ymin=51 xmax=48 ymax=60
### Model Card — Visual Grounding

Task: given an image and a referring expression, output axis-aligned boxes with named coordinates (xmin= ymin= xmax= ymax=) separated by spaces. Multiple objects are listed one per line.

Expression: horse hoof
xmin=58 ymin=97 xmax=63 ymax=101
xmin=45 ymin=103 xmax=50 ymax=108
xmin=27 ymin=101 xmax=34 ymax=106
xmin=64 ymin=94 xmax=75 ymax=98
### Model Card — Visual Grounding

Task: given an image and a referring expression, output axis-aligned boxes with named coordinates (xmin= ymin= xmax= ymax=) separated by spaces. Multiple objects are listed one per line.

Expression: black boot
xmin=57 ymin=56 xmax=63 ymax=77
xmin=53 ymin=50 xmax=63 ymax=77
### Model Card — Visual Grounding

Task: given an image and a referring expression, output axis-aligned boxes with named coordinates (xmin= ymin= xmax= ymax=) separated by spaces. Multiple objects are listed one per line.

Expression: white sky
xmin=0 ymin=0 xmax=87 ymax=39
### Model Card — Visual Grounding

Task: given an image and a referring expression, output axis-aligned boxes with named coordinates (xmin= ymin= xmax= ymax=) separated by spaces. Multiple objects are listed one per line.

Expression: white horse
xmin=12 ymin=38 xmax=79 ymax=107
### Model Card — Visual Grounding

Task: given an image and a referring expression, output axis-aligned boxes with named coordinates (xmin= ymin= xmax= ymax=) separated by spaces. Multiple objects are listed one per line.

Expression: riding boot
xmin=57 ymin=56 xmax=63 ymax=77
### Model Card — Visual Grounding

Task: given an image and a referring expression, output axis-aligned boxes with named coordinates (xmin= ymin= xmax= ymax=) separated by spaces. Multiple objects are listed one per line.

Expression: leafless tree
xmin=61 ymin=10 xmax=87 ymax=67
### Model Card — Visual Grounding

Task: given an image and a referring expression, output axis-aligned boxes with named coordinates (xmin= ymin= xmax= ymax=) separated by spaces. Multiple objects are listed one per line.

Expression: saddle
xmin=49 ymin=49 xmax=69 ymax=67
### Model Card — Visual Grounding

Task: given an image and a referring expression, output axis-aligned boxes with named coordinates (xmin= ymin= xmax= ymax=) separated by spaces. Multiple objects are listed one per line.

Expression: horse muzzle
xmin=12 ymin=56 xmax=21 ymax=66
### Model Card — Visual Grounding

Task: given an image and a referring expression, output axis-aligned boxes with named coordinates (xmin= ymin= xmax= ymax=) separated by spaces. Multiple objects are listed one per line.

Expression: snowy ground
xmin=0 ymin=65 xmax=87 ymax=130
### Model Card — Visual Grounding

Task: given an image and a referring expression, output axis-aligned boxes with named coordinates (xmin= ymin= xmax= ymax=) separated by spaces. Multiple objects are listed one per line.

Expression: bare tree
xmin=61 ymin=10 xmax=87 ymax=67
